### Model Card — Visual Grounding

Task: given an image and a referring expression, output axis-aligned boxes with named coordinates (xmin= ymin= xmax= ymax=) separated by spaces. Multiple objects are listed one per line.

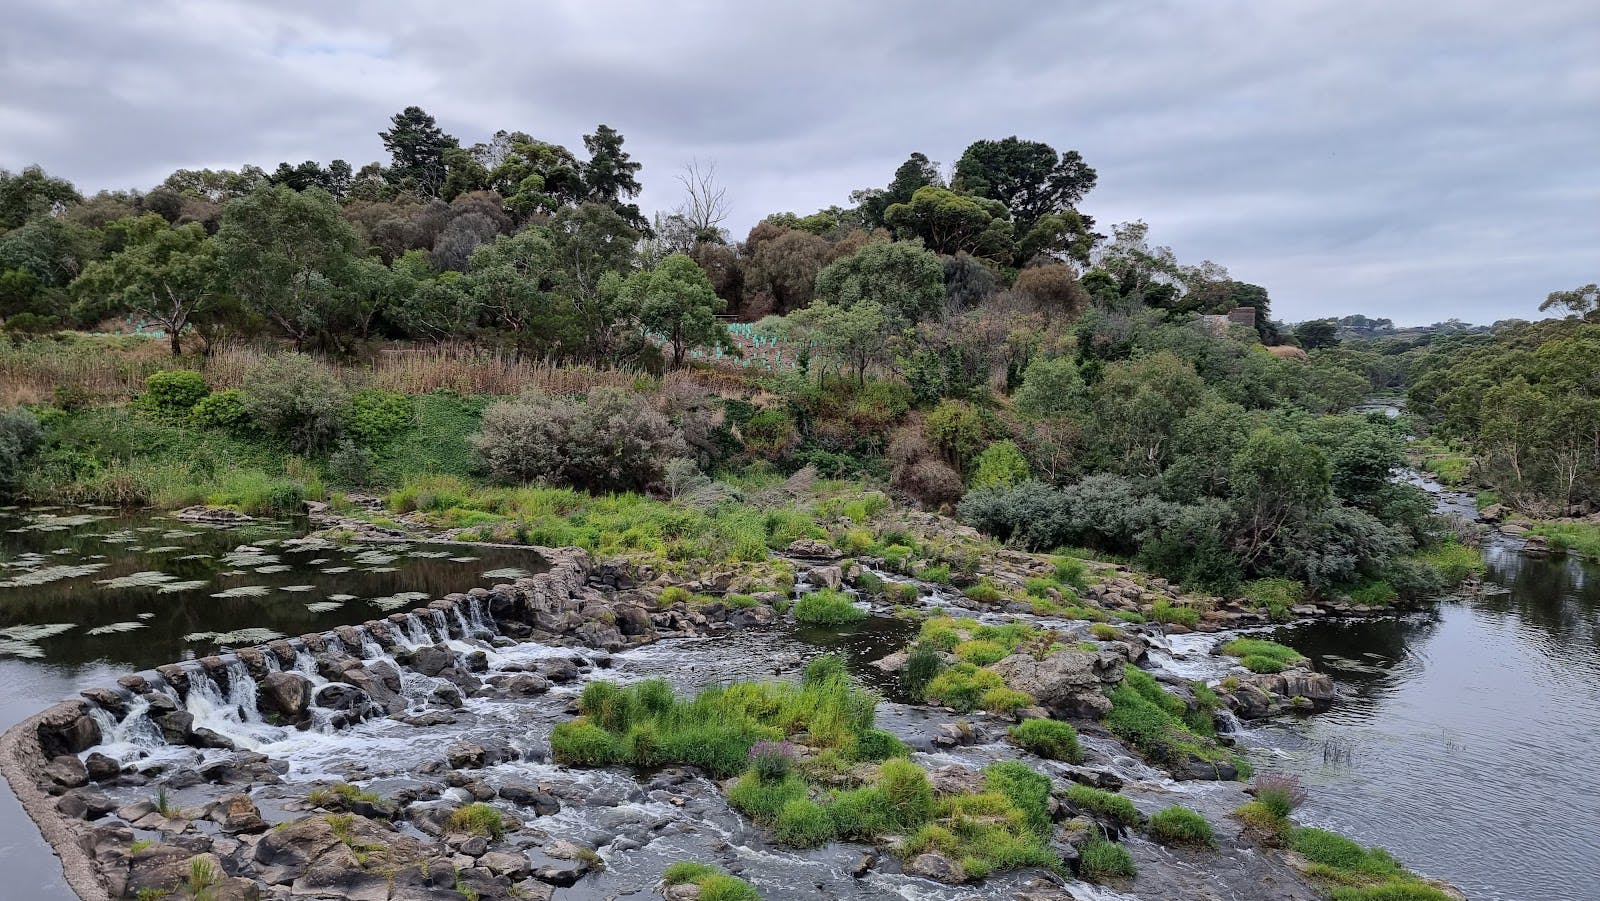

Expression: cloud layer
xmin=3 ymin=0 xmax=1595 ymax=324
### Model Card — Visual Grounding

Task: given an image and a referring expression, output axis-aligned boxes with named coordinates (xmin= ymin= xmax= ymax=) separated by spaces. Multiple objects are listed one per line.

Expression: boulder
xmin=989 ymin=649 xmax=1125 ymax=718
xmin=906 ymin=852 xmax=965 ymax=883
xmin=211 ymin=793 xmax=268 ymax=833
xmin=43 ymin=754 xmax=89 ymax=789
xmin=786 ymin=538 xmax=843 ymax=560
xmin=258 ymin=671 xmax=312 ymax=718
xmin=447 ymin=741 xmax=487 ymax=769
xmin=85 ymin=751 xmax=122 ymax=782
xmin=411 ymin=644 xmax=456 ymax=677
xmin=805 ymin=565 xmax=843 ymax=590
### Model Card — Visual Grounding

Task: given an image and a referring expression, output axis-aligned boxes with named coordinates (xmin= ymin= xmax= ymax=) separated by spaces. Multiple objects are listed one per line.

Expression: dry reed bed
xmin=0 ymin=337 xmax=759 ymax=404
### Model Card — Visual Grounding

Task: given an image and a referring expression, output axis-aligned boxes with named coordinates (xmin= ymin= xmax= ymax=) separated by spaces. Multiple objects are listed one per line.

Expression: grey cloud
xmin=1 ymin=0 xmax=1595 ymax=325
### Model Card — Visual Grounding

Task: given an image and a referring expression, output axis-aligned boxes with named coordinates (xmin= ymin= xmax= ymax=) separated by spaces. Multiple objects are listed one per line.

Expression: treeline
xmin=0 ymin=106 xmax=1297 ymax=369
xmin=1407 ymin=298 xmax=1600 ymax=515
xmin=0 ymin=106 xmax=1492 ymax=601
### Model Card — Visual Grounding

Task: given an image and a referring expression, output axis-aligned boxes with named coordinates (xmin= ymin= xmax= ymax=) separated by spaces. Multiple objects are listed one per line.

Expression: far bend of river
xmin=0 ymin=506 xmax=548 ymax=899
xmin=1245 ymin=538 xmax=1600 ymax=900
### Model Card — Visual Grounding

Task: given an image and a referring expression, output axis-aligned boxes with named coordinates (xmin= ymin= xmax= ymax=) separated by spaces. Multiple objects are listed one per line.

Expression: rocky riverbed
xmin=3 ymin=530 xmax=1452 ymax=901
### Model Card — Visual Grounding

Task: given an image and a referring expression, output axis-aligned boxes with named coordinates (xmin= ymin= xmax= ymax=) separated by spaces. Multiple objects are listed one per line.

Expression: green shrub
xmin=662 ymin=864 xmax=760 ymax=901
xmin=1009 ymin=719 xmax=1083 ymax=763
xmin=826 ymin=786 xmax=889 ymax=838
xmin=1148 ymin=805 xmax=1215 ymax=847
xmin=880 ymin=758 xmax=935 ymax=827
xmin=773 ymin=799 xmax=834 ymax=847
xmin=1052 ymin=557 xmax=1090 ymax=590
xmin=471 ymin=388 xmax=684 ymax=491
xmin=964 ymin=580 xmax=1003 ymax=604
xmin=1106 ymin=665 xmax=1238 ymax=774
xmin=1089 ymin=623 xmax=1119 ymax=641
xmin=970 ymin=440 xmax=1031 ymax=489
xmin=244 ymin=354 xmax=350 ymax=455
xmin=1219 ymin=638 xmax=1306 ymax=674
xmin=446 ymin=803 xmax=505 ymax=839
xmin=1329 ymin=883 xmax=1455 ymax=901
xmin=1078 ymin=837 xmax=1135 ymax=881
xmin=849 ymin=728 xmax=905 ymax=762
xmin=793 ymin=589 xmax=865 ymax=625
xmin=346 ymin=388 xmax=414 ymax=446
xmin=853 ymin=569 xmax=885 ymax=595
xmin=327 ymin=439 xmax=376 ymax=487
xmin=1066 ymin=784 xmax=1141 ymax=826
xmin=1413 ymin=541 xmax=1486 ymax=584
xmin=887 ymin=580 xmax=920 ymax=603
xmin=549 ymin=721 xmax=622 ymax=766
xmin=140 ymin=370 xmax=209 ymax=416
xmin=1242 ymin=578 xmax=1304 ymax=619
xmin=0 ymin=407 xmax=43 ymax=496
xmin=979 ymin=687 xmax=1034 ymax=713
xmin=1233 ymin=800 xmax=1290 ymax=843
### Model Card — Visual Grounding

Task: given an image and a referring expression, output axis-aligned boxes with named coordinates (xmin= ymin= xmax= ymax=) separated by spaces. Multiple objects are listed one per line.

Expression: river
xmin=2 ymin=498 xmax=1597 ymax=899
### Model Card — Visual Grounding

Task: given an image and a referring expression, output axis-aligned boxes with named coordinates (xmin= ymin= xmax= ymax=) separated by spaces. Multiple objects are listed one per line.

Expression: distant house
xmin=1198 ymin=306 xmax=1259 ymax=337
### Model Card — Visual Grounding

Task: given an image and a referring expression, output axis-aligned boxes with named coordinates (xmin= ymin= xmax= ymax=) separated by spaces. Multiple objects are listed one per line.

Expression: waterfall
xmin=403 ymin=614 xmax=432 ymax=648
xmin=183 ymin=662 xmax=274 ymax=749
xmin=84 ymin=694 xmax=166 ymax=760
xmin=357 ymin=627 xmax=386 ymax=660
xmin=466 ymin=597 xmax=496 ymax=636
xmin=430 ymin=609 xmax=452 ymax=639
xmin=291 ymin=646 xmax=327 ymax=684
xmin=451 ymin=605 xmax=474 ymax=639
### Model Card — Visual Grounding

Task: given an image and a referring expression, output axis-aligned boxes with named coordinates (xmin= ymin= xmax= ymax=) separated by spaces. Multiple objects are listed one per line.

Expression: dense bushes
xmin=472 ymin=388 xmax=685 ymax=491
xmin=0 ymin=406 xmax=42 ymax=496
xmin=244 ymin=354 xmax=350 ymax=454
xmin=189 ymin=388 xmax=250 ymax=431
xmin=140 ymin=370 xmax=209 ymax=416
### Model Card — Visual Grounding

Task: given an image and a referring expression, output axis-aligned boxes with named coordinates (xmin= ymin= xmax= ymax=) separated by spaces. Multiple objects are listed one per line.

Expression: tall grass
xmin=1527 ymin=522 xmax=1600 ymax=562
xmin=0 ymin=335 xmax=753 ymax=405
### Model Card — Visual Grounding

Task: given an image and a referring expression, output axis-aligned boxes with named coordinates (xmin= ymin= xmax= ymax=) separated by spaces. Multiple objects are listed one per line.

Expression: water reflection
xmin=1251 ymin=545 xmax=1600 ymax=900
xmin=0 ymin=508 xmax=546 ymax=671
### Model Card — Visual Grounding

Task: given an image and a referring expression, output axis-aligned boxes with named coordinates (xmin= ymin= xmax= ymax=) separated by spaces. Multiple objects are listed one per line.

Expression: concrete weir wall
xmin=0 ymin=545 xmax=631 ymax=901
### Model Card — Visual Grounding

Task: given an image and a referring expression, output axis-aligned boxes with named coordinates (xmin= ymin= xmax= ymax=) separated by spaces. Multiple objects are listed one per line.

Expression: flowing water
xmin=4 ymin=498 xmax=1599 ymax=900
xmin=0 ymin=506 xmax=548 ymax=899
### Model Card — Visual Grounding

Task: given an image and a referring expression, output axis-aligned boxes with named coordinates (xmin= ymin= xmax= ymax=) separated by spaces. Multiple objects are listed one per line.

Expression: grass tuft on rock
xmin=1148 ymin=805 xmax=1216 ymax=848
xmin=1008 ymin=719 xmax=1083 ymax=763
xmin=793 ymin=588 xmax=866 ymax=625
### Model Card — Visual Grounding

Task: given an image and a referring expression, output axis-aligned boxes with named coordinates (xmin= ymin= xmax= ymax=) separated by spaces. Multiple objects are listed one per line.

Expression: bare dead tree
xmin=675 ymin=159 xmax=731 ymax=243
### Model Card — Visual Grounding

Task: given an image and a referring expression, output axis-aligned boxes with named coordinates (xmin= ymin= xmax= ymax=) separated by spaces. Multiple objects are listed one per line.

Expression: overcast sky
xmin=2 ymin=1 xmax=1595 ymax=325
